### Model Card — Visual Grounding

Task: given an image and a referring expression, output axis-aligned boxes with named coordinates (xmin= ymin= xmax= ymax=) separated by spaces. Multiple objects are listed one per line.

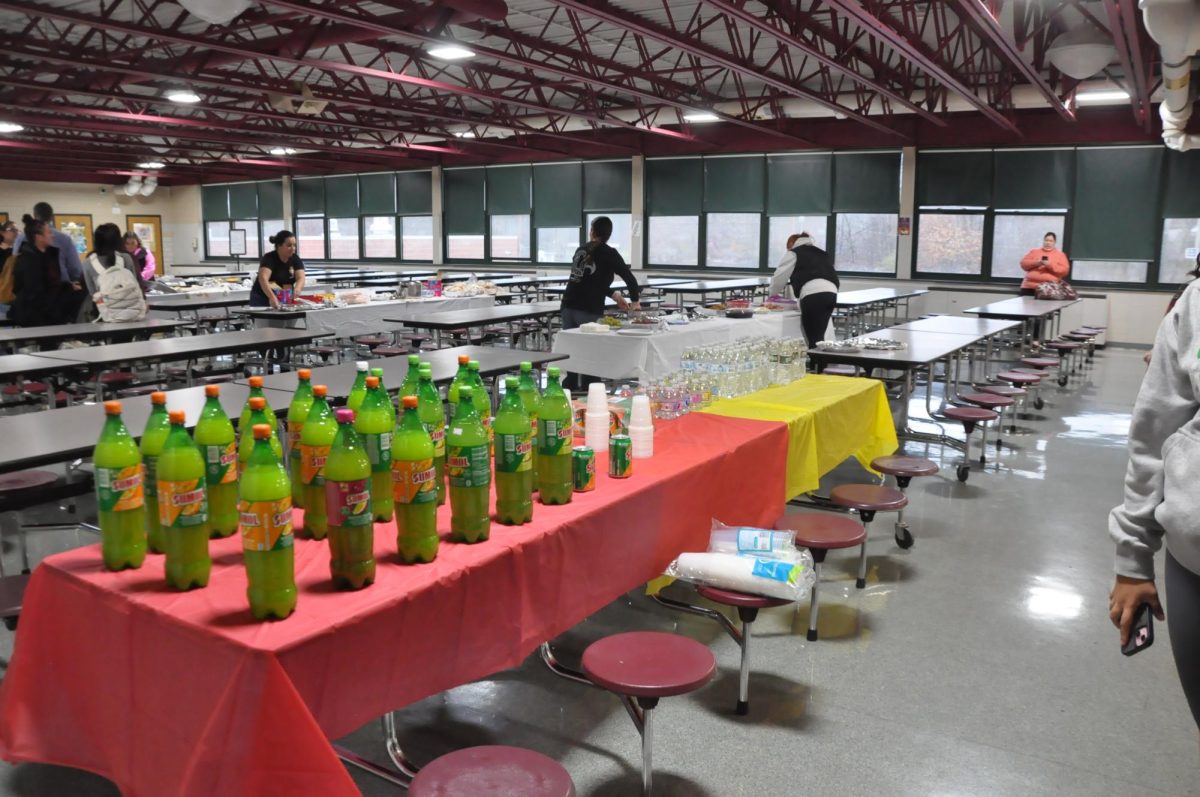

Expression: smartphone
xmin=1122 ymin=603 xmax=1155 ymax=656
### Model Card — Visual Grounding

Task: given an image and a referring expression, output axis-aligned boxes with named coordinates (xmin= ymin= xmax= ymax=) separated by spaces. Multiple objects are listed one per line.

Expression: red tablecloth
xmin=0 ymin=413 xmax=788 ymax=797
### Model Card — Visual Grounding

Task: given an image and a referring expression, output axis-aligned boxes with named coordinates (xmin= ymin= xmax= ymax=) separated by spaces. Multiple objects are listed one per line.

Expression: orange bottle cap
xmin=168 ymin=409 xmax=185 ymax=424
xmin=104 ymin=400 xmax=122 ymax=415
xmin=402 ymin=395 xmax=418 ymax=409
xmin=298 ymin=368 xmax=311 ymax=380
xmin=250 ymin=396 xmax=265 ymax=410
xmin=150 ymin=391 xmax=167 ymax=405
xmin=204 ymin=385 xmax=220 ymax=397
xmin=252 ymin=423 xmax=271 ymax=440
xmin=366 ymin=376 xmax=379 ymax=388
xmin=248 ymin=376 xmax=263 ymax=387
xmin=313 ymin=384 xmax=327 ymax=397
xmin=458 ymin=355 xmax=469 ymax=365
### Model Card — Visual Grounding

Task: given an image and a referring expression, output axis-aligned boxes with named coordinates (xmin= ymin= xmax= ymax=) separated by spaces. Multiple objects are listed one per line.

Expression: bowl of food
xmin=725 ymin=308 xmax=754 ymax=319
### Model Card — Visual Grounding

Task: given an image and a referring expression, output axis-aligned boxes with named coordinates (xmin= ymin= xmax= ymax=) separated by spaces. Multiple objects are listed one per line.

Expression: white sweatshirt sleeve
xmin=769 ymin=252 xmax=796 ymax=298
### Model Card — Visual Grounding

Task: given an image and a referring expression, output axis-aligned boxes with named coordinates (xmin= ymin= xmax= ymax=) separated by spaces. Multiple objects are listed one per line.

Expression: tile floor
xmin=0 ymin=346 xmax=1195 ymax=796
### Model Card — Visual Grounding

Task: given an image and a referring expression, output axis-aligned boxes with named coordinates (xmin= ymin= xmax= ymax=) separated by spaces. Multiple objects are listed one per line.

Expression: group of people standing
xmin=0 ymin=202 xmax=157 ymax=327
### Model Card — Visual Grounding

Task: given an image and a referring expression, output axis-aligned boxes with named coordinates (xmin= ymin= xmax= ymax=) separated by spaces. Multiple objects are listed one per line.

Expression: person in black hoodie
xmin=560 ymin=216 xmax=641 ymax=329
xmin=773 ymin=232 xmax=839 ymax=347
xmin=11 ymin=214 xmax=84 ymax=327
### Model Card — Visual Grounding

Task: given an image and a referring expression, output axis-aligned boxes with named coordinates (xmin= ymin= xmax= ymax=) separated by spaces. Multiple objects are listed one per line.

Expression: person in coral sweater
xmin=1018 ymin=232 xmax=1070 ymax=295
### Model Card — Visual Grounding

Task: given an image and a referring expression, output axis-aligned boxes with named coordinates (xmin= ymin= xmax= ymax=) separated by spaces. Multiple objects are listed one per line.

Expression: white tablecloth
xmin=552 ymin=312 xmax=804 ymax=381
xmin=248 ymin=295 xmax=495 ymax=338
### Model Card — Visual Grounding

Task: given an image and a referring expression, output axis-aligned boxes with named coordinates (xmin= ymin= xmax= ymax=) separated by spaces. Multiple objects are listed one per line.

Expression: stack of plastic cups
xmin=585 ymin=382 xmax=610 ymax=452
xmin=629 ymin=394 xmax=654 ymax=459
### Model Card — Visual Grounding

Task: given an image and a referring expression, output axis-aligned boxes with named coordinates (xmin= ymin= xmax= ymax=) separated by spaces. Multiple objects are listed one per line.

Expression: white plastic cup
xmin=585 ymin=410 xmax=610 ymax=450
xmin=630 ymin=395 xmax=653 ymax=427
xmin=586 ymin=382 xmax=608 ymax=411
xmin=629 ymin=424 xmax=654 ymax=458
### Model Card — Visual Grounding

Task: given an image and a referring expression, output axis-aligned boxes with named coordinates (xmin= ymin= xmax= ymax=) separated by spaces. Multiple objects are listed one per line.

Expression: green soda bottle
xmin=325 ymin=408 xmax=375 ymax=589
xmin=239 ymin=424 xmax=296 ymax=621
xmin=195 ymin=385 xmax=238 ymax=538
xmin=286 ymin=368 xmax=314 ymax=508
xmin=447 ymin=386 xmax=491 ymax=543
xmin=139 ymin=391 xmax=171 ymax=555
xmin=356 ymin=375 xmax=395 ymax=522
xmin=299 ymin=384 xmax=337 ymax=540
xmin=239 ymin=396 xmax=283 ymax=473
xmin=94 ymin=401 xmax=147 ymax=571
xmin=467 ymin=361 xmax=493 ymax=448
xmin=537 ymin=367 xmax=573 ymax=505
xmin=398 ymin=354 xmax=422 ymax=409
xmin=239 ymin=375 xmax=278 ymax=435
xmin=494 ymin=377 xmax=533 ymax=525
xmin=416 ymin=365 xmax=446 ymax=506
xmin=393 ymin=395 xmax=439 ymax=562
xmin=446 ymin=354 xmax=471 ymax=405
xmin=346 ymin=361 xmax=370 ymax=413
xmin=517 ymin=362 xmax=542 ymax=487
xmin=156 ymin=409 xmax=211 ymax=590
xmin=370 ymin=367 xmax=396 ymax=426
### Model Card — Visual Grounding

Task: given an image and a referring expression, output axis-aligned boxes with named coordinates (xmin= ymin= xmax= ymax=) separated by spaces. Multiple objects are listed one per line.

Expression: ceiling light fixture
xmin=137 ymin=161 xmax=165 ymax=169
xmin=165 ymin=88 xmax=202 ymax=104
xmin=453 ymin=131 xmax=477 ymax=139
xmin=682 ymin=111 xmax=720 ymax=123
xmin=0 ymin=122 xmax=24 ymax=134
xmin=1076 ymin=89 xmax=1130 ymax=103
xmin=269 ymin=147 xmax=297 ymax=156
xmin=427 ymin=44 xmax=476 ymax=61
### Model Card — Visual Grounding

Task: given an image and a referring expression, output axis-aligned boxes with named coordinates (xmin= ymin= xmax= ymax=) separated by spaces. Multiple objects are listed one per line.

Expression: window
xmin=327 ymin=218 xmax=359 ymax=259
xmin=447 ymin=234 xmax=485 ymax=260
xmin=835 ymin=213 xmax=897 ymax=273
xmin=648 ymin=216 xmax=699 ymax=266
xmin=706 ymin=213 xmax=761 ymax=269
xmin=768 ymin=216 xmax=827 ymax=265
xmin=231 ymin=220 xmax=258 ymax=259
xmin=205 ymin=221 xmax=230 ymax=258
xmin=490 ymin=215 xmax=530 ymax=259
xmin=260 ymin=220 xmax=285 ymax=255
xmin=537 ymin=227 xmax=580 ymax=263
xmin=363 ymin=216 xmax=397 ymax=259
xmin=1072 ymin=260 xmax=1149 ymax=283
xmin=296 ymin=218 xmax=325 ymax=260
xmin=1160 ymin=218 xmax=1200 ymax=285
xmin=916 ymin=213 xmax=986 ymax=275
xmin=401 ymin=216 xmax=433 ymax=261
xmin=588 ymin=213 xmax=633 ymax=262
xmin=991 ymin=214 xmax=1066 ymax=280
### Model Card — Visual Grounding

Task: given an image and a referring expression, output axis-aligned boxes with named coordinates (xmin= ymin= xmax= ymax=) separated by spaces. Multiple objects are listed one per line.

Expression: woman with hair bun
xmin=250 ymin=229 xmax=305 ymax=309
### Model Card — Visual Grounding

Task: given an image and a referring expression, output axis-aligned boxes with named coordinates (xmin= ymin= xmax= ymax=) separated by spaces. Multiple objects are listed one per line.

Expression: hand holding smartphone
xmin=1122 ymin=602 xmax=1155 ymax=656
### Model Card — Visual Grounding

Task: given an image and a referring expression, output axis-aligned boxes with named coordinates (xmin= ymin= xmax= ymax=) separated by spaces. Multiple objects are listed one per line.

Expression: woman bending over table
xmin=771 ymin=232 xmax=838 ymax=347
xmin=250 ymin=230 xmax=305 ymax=309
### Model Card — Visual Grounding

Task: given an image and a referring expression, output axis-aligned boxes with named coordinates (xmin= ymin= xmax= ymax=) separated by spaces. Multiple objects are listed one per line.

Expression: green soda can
xmin=447 ymin=385 xmax=491 ymax=543
xmin=286 ymin=368 xmax=314 ymax=508
xmin=356 ymin=376 xmax=395 ymax=522
xmin=572 ymin=446 xmax=596 ymax=492
xmin=608 ymin=435 xmax=632 ymax=479
xmin=156 ymin=409 xmax=211 ymax=590
xmin=325 ymin=408 xmax=375 ymax=589
xmin=239 ymin=424 xmax=296 ymax=621
xmin=94 ymin=400 xmax=148 ymax=571
xmin=195 ymin=385 xmax=239 ymax=538
xmin=139 ymin=391 xmax=171 ymax=554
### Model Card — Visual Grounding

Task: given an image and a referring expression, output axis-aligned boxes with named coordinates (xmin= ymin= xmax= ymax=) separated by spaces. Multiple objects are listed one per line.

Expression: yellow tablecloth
xmin=701 ymin=374 xmax=898 ymax=500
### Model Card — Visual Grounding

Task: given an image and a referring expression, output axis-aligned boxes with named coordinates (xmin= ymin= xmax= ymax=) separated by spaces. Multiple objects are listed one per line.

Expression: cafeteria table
xmin=665 ymin=278 xmax=770 ymax=305
xmin=964 ymin=297 xmax=1080 ymax=344
xmin=0 ymin=410 xmax=790 ymax=797
xmin=891 ymin=316 xmax=1022 ymax=381
xmin=0 ymin=319 xmax=188 ymax=354
xmin=146 ymin=292 xmax=249 ymax=323
xmin=232 ymin=295 xmax=495 ymax=338
xmin=0 ymin=353 xmax=85 ymax=409
xmin=385 ymin=301 xmax=562 ymax=347
xmin=835 ymin=288 xmax=929 ymax=334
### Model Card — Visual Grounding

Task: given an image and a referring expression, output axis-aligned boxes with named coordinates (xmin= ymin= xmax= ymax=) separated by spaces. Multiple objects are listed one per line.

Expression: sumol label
xmin=204 ymin=442 xmax=238 ymax=485
xmin=325 ymin=478 xmax=372 ymax=528
xmin=157 ymin=478 xmax=208 ymax=528
xmin=737 ymin=528 xmax=774 ymax=554
xmin=300 ymin=444 xmax=331 ymax=486
xmin=496 ymin=432 xmax=533 ymax=473
xmin=447 ymin=444 xmax=490 ymax=488
xmin=392 ymin=459 xmax=437 ymax=504
xmin=538 ymin=419 xmax=573 ymax=456
xmin=425 ymin=422 xmax=447 ymax=457
xmin=366 ymin=431 xmax=393 ymax=472
xmin=97 ymin=465 xmax=144 ymax=513
xmin=751 ymin=558 xmax=799 ymax=585
xmin=239 ymin=497 xmax=294 ymax=551
xmin=287 ymin=424 xmax=303 ymax=458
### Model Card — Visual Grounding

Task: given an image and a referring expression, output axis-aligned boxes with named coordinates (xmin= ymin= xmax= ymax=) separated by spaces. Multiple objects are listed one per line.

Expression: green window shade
xmin=1071 ymin=147 xmax=1163 ymax=261
xmin=293 ymin=178 xmax=324 ymax=216
xmin=766 ymin=154 xmax=831 ymax=214
xmin=993 ymin=149 xmax=1073 ymax=209
xmin=916 ymin=151 xmax=992 ymax=207
xmin=444 ymin=168 xmax=486 ymax=234
xmin=487 ymin=166 xmax=531 ymax=214
xmin=1163 ymin=149 xmax=1200 ymax=217
xmin=704 ymin=156 xmax=765 ymax=212
xmin=324 ymin=175 xmax=359 ymax=217
xmin=227 ymin=183 xmax=258 ymax=218
xmin=258 ymin=181 xmax=284 ymax=219
xmin=646 ymin=158 xmax=703 ymax=215
xmin=833 ymin=152 xmax=901 ymax=213
xmin=202 ymin=185 xmax=229 ymax=220
xmin=533 ymin=163 xmax=582 ymax=227
xmin=583 ymin=160 xmax=632 ymax=211
xmin=359 ymin=173 xmax=396 ymax=215
xmin=396 ymin=171 xmax=432 ymax=215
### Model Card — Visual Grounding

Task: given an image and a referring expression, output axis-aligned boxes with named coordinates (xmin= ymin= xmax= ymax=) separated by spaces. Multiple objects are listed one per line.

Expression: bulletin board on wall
xmin=55 ymin=214 xmax=93 ymax=257
xmin=126 ymin=215 xmax=164 ymax=275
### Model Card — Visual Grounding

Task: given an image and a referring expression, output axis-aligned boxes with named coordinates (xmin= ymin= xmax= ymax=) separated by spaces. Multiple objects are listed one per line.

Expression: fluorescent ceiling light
xmin=0 ymin=122 xmax=24 ymax=134
xmin=427 ymin=44 xmax=475 ymax=61
xmin=453 ymin=131 xmax=476 ymax=139
xmin=269 ymin=147 xmax=297 ymax=156
xmin=137 ymin=161 xmax=165 ymax=169
xmin=1076 ymin=89 xmax=1129 ymax=103
xmin=166 ymin=88 xmax=201 ymax=104
xmin=682 ymin=111 xmax=720 ymax=123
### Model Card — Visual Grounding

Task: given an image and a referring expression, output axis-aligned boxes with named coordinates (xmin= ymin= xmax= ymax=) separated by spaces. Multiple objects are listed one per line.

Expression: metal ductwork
xmin=1141 ymin=0 xmax=1200 ymax=149
xmin=419 ymin=0 xmax=507 ymax=33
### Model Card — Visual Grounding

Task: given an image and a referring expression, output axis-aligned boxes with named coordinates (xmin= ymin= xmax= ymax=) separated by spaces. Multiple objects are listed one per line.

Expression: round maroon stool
xmin=996 ymin=370 xmax=1044 ymax=410
xmin=959 ymin=392 xmax=1014 ymax=462
xmin=1043 ymin=340 xmax=1082 ymax=382
xmin=830 ymin=484 xmax=907 ymax=588
xmin=372 ymin=345 xmax=409 ymax=357
xmin=870 ymin=455 xmax=939 ymax=549
xmin=774 ymin=513 xmax=866 ymax=640
xmin=583 ymin=632 xmax=716 ymax=796
xmin=409 ymin=746 xmax=575 ymax=797
xmin=354 ymin=335 xmax=390 ymax=351
xmin=694 ymin=585 xmax=789 ymax=715
xmin=941 ymin=406 xmax=998 ymax=482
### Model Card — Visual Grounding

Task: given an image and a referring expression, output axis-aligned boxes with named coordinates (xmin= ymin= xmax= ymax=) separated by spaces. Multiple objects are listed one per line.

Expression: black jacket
xmin=12 ymin=241 xmax=70 ymax=326
xmin=561 ymin=240 xmax=640 ymax=316
xmin=788 ymin=243 xmax=839 ymax=297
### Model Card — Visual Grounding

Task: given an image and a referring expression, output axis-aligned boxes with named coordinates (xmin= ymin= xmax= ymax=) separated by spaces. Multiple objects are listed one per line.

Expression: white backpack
xmin=90 ymin=254 xmax=147 ymax=322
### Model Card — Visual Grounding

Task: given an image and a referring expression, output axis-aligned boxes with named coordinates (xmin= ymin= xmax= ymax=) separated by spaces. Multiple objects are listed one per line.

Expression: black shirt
xmin=249 ymin=250 xmax=304 ymax=304
xmin=788 ymin=243 xmax=839 ymax=297
xmin=561 ymin=241 xmax=640 ymax=316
